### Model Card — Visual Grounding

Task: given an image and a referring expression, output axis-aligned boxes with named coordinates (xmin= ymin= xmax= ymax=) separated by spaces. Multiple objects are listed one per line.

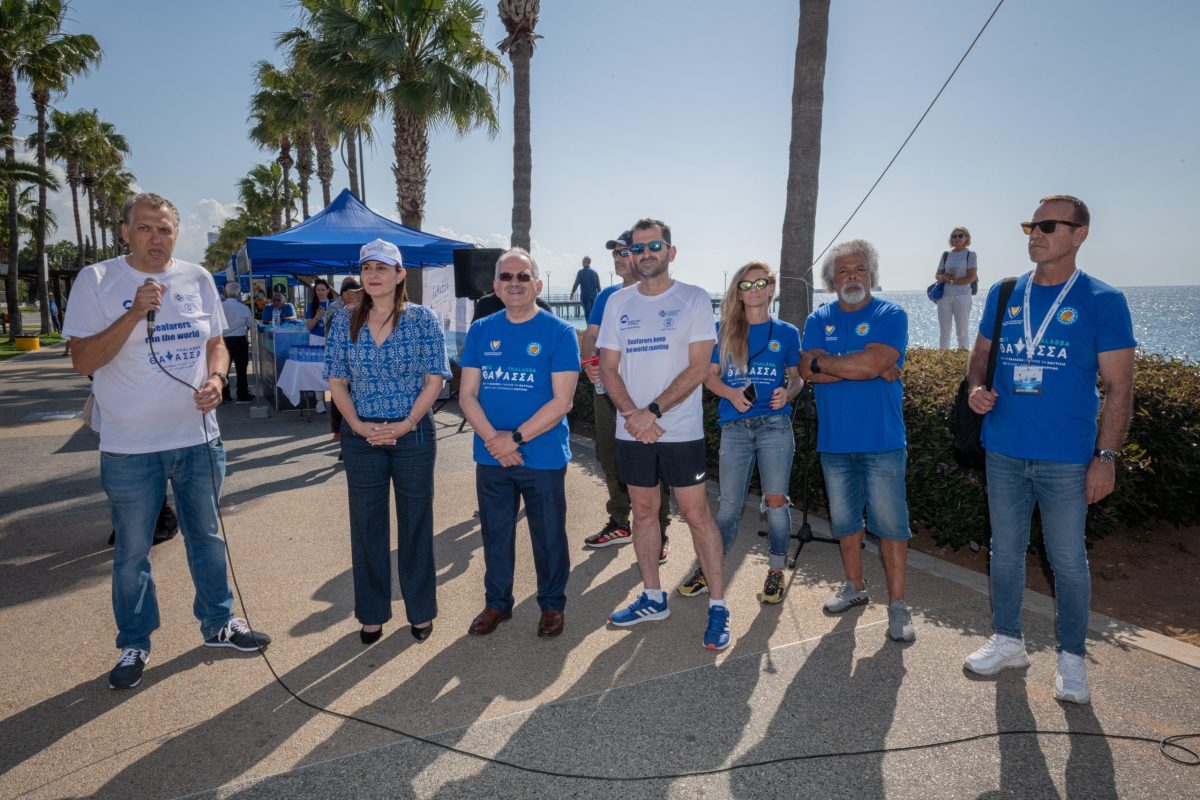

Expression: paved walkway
xmin=1 ymin=344 xmax=1196 ymax=799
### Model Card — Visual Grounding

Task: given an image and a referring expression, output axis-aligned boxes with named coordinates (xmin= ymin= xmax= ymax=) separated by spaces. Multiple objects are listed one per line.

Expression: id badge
xmin=1013 ymin=365 xmax=1043 ymax=395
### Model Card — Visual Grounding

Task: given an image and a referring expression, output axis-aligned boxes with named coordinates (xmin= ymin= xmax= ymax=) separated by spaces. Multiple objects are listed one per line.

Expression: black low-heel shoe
xmin=411 ymin=623 xmax=433 ymax=642
xmin=360 ymin=626 xmax=383 ymax=645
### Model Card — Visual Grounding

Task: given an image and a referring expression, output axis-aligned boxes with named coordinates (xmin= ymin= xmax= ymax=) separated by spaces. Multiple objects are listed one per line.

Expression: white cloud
xmin=175 ymin=197 xmax=239 ymax=264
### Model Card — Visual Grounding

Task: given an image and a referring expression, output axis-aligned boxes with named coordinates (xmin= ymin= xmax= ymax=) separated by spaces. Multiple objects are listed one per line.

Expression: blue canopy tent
xmin=238 ymin=188 xmax=474 ymax=277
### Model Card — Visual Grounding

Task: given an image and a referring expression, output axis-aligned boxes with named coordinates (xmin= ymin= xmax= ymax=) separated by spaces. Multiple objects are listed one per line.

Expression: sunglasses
xmin=497 ymin=271 xmax=534 ymax=283
xmin=611 ymin=248 xmax=630 ymax=258
xmin=1021 ymin=219 xmax=1082 ymax=235
xmin=627 ymin=240 xmax=669 ymax=255
xmin=950 ymin=233 xmax=967 ymax=239
xmin=737 ymin=278 xmax=772 ymax=291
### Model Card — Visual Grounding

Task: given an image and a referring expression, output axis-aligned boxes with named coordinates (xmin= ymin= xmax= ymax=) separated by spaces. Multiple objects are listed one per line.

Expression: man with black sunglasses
xmin=580 ymin=230 xmax=672 ymax=558
xmin=597 ymin=218 xmax=732 ymax=650
xmin=962 ymin=195 xmax=1136 ymax=705
xmin=460 ymin=248 xmax=580 ymax=639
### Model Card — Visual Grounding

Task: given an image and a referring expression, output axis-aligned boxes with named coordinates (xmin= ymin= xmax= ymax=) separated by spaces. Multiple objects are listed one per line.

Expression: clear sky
xmin=16 ymin=0 xmax=1200 ymax=293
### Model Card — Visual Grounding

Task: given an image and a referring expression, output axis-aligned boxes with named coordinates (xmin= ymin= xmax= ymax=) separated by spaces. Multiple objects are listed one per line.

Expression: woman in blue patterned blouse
xmin=324 ymin=239 xmax=449 ymax=645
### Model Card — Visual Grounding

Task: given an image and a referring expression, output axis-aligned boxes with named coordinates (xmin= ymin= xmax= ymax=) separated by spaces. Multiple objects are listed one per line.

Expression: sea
xmin=562 ymin=285 xmax=1199 ymax=362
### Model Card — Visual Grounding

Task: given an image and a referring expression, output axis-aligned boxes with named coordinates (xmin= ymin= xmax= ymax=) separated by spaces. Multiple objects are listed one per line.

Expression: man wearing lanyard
xmin=962 ymin=195 xmax=1135 ymax=704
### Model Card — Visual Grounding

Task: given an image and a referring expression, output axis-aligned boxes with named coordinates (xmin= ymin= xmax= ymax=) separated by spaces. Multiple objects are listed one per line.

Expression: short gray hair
xmin=495 ymin=247 xmax=539 ymax=280
xmin=820 ymin=239 xmax=879 ymax=292
xmin=123 ymin=192 xmax=180 ymax=229
xmin=224 ymin=282 xmax=241 ymax=298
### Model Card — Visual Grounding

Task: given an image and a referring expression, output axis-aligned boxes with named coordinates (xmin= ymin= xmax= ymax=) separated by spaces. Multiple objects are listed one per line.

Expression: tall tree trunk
xmin=2 ymin=67 xmax=20 ymax=338
xmin=313 ymin=121 xmax=333 ymax=207
xmin=343 ymin=127 xmax=360 ymax=200
xmin=85 ymin=183 xmax=99 ymax=263
xmin=34 ymin=92 xmax=50 ymax=333
xmin=278 ymin=139 xmax=294 ymax=228
xmin=778 ymin=0 xmax=829 ymax=328
xmin=508 ymin=36 xmax=533 ymax=251
xmin=295 ymin=126 xmax=313 ymax=219
xmin=69 ymin=177 xmax=84 ymax=270
xmin=392 ymin=107 xmax=429 ymax=230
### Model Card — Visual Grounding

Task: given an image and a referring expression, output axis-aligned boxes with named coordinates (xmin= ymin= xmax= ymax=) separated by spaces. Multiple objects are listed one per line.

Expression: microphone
xmin=144 ymin=277 xmax=159 ymax=338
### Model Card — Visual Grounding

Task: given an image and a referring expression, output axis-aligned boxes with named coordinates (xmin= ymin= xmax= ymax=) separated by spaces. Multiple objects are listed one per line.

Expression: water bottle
xmin=595 ymin=378 xmax=606 ymax=395
xmin=272 ymin=308 xmax=281 ymax=327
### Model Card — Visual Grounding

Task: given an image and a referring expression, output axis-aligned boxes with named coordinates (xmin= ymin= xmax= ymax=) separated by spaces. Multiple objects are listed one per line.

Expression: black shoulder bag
xmin=950 ymin=276 xmax=1017 ymax=466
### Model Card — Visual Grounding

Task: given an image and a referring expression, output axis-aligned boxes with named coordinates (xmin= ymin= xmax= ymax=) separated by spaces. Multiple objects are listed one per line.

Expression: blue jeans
xmin=100 ymin=440 xmax=233 ymax=652
xmin=340 ymin=417 xmax=438 ymax=626
xmin=476 ymin=464 xmax=569 ymax=613
xmin=716 ymin=414 xmax=795 ymax=569
xmin=986 ymin=451 xmax=1091 ymax=656
xmin=820 ymin=449 xmax=911 ymax=540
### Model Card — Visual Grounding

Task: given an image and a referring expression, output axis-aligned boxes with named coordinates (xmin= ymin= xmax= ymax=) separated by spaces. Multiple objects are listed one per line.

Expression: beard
xmin=635 ymin=256 xmax=668 ymax=280
xmin=838 ymin=280 xmax=867 ymax=305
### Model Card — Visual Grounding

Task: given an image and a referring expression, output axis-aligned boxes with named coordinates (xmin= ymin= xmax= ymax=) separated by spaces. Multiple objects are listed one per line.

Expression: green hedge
xmin=569 ymin=347 xmax=1200 ymax=550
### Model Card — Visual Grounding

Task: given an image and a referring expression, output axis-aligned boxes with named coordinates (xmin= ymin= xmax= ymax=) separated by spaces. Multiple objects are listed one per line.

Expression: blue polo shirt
xmin=801 ymin=297 xmax=908 ymax=454
xmin=261 ymin=302 xmax=296 ymax=323
xmin=712 ymin=318 xmax=801 ymax=425
xmin=461 ymin=309 xmax=581 ymax=470
xmin=978 ymin=270 xmax=1136 ymax=464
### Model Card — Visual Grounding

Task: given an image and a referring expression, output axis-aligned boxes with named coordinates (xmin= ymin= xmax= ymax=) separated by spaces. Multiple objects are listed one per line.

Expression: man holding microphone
xmin=64 ymin=192 xmax=270 ymax=691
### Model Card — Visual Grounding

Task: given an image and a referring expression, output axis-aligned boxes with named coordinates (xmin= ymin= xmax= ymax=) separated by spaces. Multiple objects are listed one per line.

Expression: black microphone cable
xmin=139 ymin=335 xmax=1198 ymax=781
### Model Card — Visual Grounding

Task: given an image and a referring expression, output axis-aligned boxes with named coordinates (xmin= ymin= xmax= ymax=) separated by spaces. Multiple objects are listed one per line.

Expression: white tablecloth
xmin=277 ymin=359 xmax=328 ymax=406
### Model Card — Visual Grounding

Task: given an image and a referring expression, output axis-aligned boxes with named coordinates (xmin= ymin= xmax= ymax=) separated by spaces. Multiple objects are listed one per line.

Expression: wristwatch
xmin=647 ymin=402 xmax=663 ymax=419
xmin=210 ymin=371 xmax=229 ymax=387
xmin=512 ymin=430 xmax=525 ymax=445
xmin=1093 ymin=448 xmax=1118 ymax=463
xmin=809 ymin=356 xmax=822 ymax=375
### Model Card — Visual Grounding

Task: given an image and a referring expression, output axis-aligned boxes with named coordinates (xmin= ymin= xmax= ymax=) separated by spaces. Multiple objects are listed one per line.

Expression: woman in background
xmin=324 ymin=239 xmax=448 ymax=645
xmin=934 ymin=226 xmax=978 ymax=349
xmin=306 ymin=278 xmax=335 ymax=345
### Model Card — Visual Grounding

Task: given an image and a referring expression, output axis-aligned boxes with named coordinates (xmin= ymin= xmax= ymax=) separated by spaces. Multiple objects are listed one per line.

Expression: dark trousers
xmin=476 ymin=464 xmax=569 ymax=613
xmin=222 ymin=335 xmax=251 ymax=400
xmin=340 ymin=416 xmax=438 ymax=626
xmin=594 ymin=391 xmax=670 ymax=536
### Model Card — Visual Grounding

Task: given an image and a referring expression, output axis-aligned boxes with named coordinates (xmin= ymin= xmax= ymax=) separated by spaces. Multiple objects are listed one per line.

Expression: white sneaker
xmin=963 ymin=634 xmax=1029 ymax=676
xmin=1054 ymin=651 xmax=1091 ymax=704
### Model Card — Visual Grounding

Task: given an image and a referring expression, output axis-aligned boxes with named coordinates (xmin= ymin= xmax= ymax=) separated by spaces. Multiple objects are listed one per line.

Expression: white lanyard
xmin=1022 ymin=269 xmax=1078 ymax=363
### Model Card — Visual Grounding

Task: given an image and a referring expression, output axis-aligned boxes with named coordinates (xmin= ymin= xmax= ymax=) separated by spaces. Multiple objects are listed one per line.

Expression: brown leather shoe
xmin=468 ymin=607 xmax=512 ymax=636
xmin=537 ymin=610 xmax=564 ymax=638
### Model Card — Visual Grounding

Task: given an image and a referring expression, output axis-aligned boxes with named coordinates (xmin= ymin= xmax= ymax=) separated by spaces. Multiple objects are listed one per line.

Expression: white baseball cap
xmin=359 ymin=238 xmax=402 ymax=267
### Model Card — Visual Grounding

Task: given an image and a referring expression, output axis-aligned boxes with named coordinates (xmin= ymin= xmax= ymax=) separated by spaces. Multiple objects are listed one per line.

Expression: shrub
xmin=570 ymin=347 xmax=1200 ymax=551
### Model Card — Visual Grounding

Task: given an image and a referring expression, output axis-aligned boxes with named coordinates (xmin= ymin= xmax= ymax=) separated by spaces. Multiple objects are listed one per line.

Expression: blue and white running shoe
xmin=704 ymin=605 xmax=731 ymax=650
xmin=609 ymin=592 xmax=671 ymax=626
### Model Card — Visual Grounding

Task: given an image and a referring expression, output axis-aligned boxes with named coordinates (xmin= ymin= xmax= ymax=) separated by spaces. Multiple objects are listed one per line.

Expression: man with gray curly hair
xmin=799 ymin=239 xmax=916 ymax=643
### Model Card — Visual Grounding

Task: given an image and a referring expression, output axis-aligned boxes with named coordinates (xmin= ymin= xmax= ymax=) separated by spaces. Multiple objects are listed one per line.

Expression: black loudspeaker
xmin=454 ymin=248 xmax=503 ymax=300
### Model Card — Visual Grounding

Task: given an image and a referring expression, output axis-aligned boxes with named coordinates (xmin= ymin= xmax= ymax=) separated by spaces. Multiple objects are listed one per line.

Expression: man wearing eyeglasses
xmin=597 ymin=218 xmax=732 ymax=650
xmin=580 ymin=230 xmax=671 ymax=558
xmin=962 ymin=195 xmax=1136 ymax=705
xmin=459 ymin=248 xmax=581 ymax=639
xmin=799 ymin=240 xmax=915 ymax=644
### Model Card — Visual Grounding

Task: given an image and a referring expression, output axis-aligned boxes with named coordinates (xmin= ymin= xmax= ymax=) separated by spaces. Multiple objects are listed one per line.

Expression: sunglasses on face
xmin=1021 ymin=219 xmax=1082 ymax=235
xmin=611 ymin=248 xmax=630 ymax=258
xmin=497 ymin=271 xmax=535 ymax=283
xmin=950 ymin=233 xmax=967 ymax=239
xmin=627 ymin=240 xmax=669 ymax=255
xmin=737 ymin=278 xmax=772 ymax=291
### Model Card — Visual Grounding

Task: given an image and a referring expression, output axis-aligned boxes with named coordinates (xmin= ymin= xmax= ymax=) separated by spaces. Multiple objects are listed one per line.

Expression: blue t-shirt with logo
xmin=461 ymin=309 xmax=581 ymax=470
xmin=978 ymin=270 xmax=1135 ymax=464
xmin=712 ymin=318 xmax=802 ymax=425
xmin=801 ymin=298 xmax=908 ymax=454
xmin=588 ymin=284 xmax=621 ymax=327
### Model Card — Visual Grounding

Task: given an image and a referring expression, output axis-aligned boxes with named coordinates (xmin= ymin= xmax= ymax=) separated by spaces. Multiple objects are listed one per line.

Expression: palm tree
xmin=307 ymin=0 xmax=506 ymax=230
xmin=39 ymin=106 xmax=91 ymax=271
xmin=94 ymin=166 xmax=133 ymax=257
xmin=20 ymin=2 xmax=99 ymax=332
xmin=497 ymin=0 xmax=539 ymax=251
xmin=250 ymin=60 xmax=314 ymax=223
xmin=778 ymin=0 xmax=829 ymax=328
xmin=238 ymin=162 xmax=296 ymax=234
xmin=81 ymin=115 xmax=128 ymax=262
xmin=1 ymin=0 xmax=60 ymax=337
